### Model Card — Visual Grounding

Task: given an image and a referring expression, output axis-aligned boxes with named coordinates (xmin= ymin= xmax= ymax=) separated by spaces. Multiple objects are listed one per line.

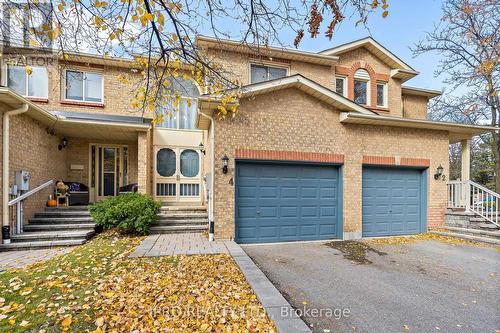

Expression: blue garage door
xmin=236 ymin=162 xmax=340 ymax=243
xmin=362 ymin=167 xmax=425 ymax=237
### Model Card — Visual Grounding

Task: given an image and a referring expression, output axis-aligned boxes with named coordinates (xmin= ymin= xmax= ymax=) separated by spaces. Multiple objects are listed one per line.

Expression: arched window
xmin=180 ymin=149 xmax=199 ymax=177
xmin=156 ymin=148 xmax=176 ymax=177
xmin=157 ymin=77 xmax=200 ymax=130
xmin=354 ymin=69 xmax=370 ymax=105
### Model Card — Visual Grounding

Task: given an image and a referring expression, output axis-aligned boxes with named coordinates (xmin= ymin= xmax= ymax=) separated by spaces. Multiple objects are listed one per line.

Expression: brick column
xmin=137 ymin=132 xmax=148 ymax=194
xmin=342 ymin=154 xmax=363 ymax=240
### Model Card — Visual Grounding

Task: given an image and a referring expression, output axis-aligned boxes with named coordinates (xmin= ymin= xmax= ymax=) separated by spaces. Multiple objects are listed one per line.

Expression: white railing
xmin=8 ymin=179 xmax=54 ymax=234
xmin=447 ymin=180 xmax=499 ymax=227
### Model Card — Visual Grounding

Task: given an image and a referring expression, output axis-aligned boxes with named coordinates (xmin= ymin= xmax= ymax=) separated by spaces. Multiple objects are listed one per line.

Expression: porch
xmin=0 ymin=89 xmax=151 ymax=247
xmin=444 ymin=138 xmax=500 ymax=244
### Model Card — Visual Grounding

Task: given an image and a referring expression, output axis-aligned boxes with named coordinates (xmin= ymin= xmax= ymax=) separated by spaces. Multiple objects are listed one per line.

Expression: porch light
xmin=58 ymin=137 xmax=68 ymax=151
xmin=222 ymin=155 xmax=229 ymax=174
xmin=199 ymin=142 xmax=206 ymax=155
xmin=434 ymin=164 xmax=444 ymax=180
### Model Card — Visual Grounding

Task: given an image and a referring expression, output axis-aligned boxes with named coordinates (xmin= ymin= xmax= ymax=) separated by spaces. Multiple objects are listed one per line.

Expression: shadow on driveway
xmin=242 ymin=240 xmax=499 ymax=333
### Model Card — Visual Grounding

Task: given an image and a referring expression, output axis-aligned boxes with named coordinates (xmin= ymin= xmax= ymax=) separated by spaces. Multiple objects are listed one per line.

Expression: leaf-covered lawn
xmin=0 ymin=232 xmax=276 ymax=332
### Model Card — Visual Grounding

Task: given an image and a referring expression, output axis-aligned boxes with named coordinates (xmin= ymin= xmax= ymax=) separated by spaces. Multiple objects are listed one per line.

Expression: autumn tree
xmin=0 ymin=0 xmax=389 ymax=119
xmin=413 ymin=0 xmax=499 ymax=190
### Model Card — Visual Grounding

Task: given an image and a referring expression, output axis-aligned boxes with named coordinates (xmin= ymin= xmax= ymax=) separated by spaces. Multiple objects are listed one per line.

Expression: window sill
xmin=60 ymin=100 xmax=105 ymax=108
xmin=369 ymin=106 xmax=390 ymax=113
xmin=27 ymin=97 xmax=49 ymax=103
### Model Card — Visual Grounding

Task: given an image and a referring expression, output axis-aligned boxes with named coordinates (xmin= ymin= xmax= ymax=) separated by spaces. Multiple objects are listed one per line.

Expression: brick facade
xmin=212 ymin=88 xmax=449 ymax=239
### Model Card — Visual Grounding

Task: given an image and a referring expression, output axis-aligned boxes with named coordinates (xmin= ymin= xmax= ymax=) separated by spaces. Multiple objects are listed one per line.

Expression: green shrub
xmin=89 ymin=193 xmax=161 ymax=235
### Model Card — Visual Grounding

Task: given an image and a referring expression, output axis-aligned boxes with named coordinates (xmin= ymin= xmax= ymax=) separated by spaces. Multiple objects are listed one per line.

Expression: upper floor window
xmin=65 ymin=70 xmax=103 ymax=103
xmin=354 ymin=69 xmax=370 ymax=105
xmin=376 ymin=82 xmax=388 ymax=108
xmin=7 ymin=65 xmax=48 ymax=98
xmin=335 ymin=76 xmax=347 ymax=97
xmin=156 ymin=77 xmax=200 ymax=130
xmin=250 ymin=64 xmax=287 ymax=84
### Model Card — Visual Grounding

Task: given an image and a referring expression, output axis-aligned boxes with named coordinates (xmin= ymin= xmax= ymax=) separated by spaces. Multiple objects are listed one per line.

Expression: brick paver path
xmin=130 ymin=233 xmax=233 ymax=257
xmin=0 ymin=247 xmax=71 ymax=271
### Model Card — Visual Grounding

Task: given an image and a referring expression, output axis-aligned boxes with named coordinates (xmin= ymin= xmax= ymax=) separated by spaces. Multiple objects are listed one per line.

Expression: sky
xmin=224 ymin=1 xmax=446 ymax=90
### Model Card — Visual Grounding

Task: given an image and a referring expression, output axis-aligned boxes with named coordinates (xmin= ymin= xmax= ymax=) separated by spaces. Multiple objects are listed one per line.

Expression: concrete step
xmin=160 ymin=205 xmax=206 ymax=212
xmin=35 ymin=211 xmax=91 ymax=218
xmin=29 ymin=217 xmax=93 ymax=224
xmin=10 ymin=230 xmax=95 ymax=242
xmin=45 ymin=206 xmax=89 ymax=211
xmin=441 ymin=226 xmax=500 ymax=240
xmin=150 ymin=225 xmax=207 ymax=234
xmin=430 ymin=230 xmax=500 ymax=245
xmin=156 ymin=219 xmax=208 ymax=226
xmin=158 ymin=212 xmax=208 ymax=219
xmin=0 ymin=239 xmax=86 ymax=251
xmin=23 ymin=223 xmax=96 ymax=231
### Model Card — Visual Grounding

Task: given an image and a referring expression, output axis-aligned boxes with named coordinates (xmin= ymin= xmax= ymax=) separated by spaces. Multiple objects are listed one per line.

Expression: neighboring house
xmin=0 ymin=36 xmax=496 ymax=246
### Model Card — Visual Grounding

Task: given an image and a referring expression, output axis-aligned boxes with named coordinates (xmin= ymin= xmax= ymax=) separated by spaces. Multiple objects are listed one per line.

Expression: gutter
xmin=197 ymin=110 xmax=215 ymax=241
xmin=2 ymin=103 xmax=28 ymax=244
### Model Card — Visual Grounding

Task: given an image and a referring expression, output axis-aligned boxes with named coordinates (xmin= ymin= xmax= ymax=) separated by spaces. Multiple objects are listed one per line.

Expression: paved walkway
xmin=130 ymin=233 xmax=232 ymax=257
xmin=0 ymin=247 xmax=71 ymax=271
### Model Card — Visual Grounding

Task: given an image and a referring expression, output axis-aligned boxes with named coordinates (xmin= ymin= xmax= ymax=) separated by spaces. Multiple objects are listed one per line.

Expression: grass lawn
xmin=0 ymin=231 xmax=276 ymax=332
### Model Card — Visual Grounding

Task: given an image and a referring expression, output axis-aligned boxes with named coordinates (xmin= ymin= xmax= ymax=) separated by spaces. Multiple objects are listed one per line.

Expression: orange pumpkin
xmin=47 ymin=199 xmax=57 ymax=207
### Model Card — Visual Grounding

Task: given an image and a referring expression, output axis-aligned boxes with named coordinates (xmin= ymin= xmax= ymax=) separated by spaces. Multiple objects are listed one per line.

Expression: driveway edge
xmin=224 ymin=241 xmax=312 ymax=333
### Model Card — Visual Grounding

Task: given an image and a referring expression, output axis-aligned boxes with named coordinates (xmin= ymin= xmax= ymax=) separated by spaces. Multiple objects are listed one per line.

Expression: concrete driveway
xmin=242 ymin=240 xmax=499 ymax=333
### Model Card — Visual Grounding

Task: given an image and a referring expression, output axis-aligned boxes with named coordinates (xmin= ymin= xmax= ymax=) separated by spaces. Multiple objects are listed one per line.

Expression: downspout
xmin=198 ymin=111 xmax=215 ymax=241
xmin=2 ymin=104 xmax=28 ymax=244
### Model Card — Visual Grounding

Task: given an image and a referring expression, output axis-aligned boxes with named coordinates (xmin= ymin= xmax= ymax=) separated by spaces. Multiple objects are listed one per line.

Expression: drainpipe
xmin=2 ymin=104 xmax=28 ymax=244
xmin=198 ymin=111 xmax=215 ymax=241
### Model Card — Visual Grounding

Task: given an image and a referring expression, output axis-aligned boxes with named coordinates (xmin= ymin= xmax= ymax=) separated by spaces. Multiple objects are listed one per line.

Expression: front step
xmin=158 ymin=213 xmax=208 ymax=220
xmin=430 ymin=230 xmax=500 ymax=245
xmin=23 ymin=223 xmax=95 ymax=232
xmin=29 ymin=217 xmax=93 ymax=225
xmin=150 ymin=225 xmax=207 ymax=234
xmin=156 ymin=219 xmax=208 ymax=226
xmin=0 ymin=239 xmax=86 ymax=251
xmin=45 ymin=206 xmax=89 ymax=211
xmin=35 ymin=211 xmax=91 ymax=218
xmin=10 ymin=230 xmax=95 ymax=243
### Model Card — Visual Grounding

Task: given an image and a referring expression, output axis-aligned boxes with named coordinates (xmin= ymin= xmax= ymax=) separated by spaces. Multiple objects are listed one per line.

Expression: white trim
xmin=401 ymin=86 xmax=442 ymax=98
xmin=248 ymin=62 xmax=290 ymax=85
xmin=62 ymin=68 xmax=104 ymax=104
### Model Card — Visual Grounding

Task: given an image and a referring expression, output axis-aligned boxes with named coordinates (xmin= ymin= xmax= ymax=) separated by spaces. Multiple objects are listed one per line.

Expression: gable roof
xmin=401 ymin=86 xmax=442 ymax=98
xmin=320 ymin=37 xmax=416 ymax=72
xmin=196 ymin=74 xmax=375 ymax=129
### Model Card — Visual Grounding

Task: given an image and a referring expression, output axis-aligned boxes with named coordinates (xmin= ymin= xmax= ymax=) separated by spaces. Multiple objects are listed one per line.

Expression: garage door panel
xmin=362 ymin=167 xmax=424 ymax=237
xmin=236 ymin=162 xmax=340 ymax=243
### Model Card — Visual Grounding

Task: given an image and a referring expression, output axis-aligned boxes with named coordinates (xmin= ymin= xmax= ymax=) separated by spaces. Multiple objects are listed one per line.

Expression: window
xmin=7 ymin=65 xmax=48 ymax=98
xmin=180 ymin=149 xmax=199 ymax=177
xmin=65 ymin=70 xmax=103 ymax=103
xmin=250 ymin=64 xmax=287 ymax=84
xmin=335 ymin=76 xmax=347 ymax=97
xmin=377 ymin=82 xmax=388 ymax=107
xmin=156 ymin=148 xmax=176 ymax=177
xmin=156 ymin=77 xmax=200 ymax=130
xmin=354 ymin=69 xmax=370 ymax=105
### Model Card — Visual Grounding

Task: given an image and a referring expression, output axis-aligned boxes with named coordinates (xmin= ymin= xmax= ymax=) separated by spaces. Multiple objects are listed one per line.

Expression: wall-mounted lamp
xmin=222 ymin=155 xmax=229 ymax=174
xmin=434 ymin=164 xmax=444 ymax=180
xmin=58 ymin=137 xmax=68 ymax=151
xmin=199 ymin=142 xmax=206 ymax=155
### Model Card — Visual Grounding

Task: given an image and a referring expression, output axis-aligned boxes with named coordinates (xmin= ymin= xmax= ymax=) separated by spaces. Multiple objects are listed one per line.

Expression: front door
xmin=92 ymin=145 xmax=128 ymax=201
xmin=155 ymin=147 xmax=202 ymax=202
